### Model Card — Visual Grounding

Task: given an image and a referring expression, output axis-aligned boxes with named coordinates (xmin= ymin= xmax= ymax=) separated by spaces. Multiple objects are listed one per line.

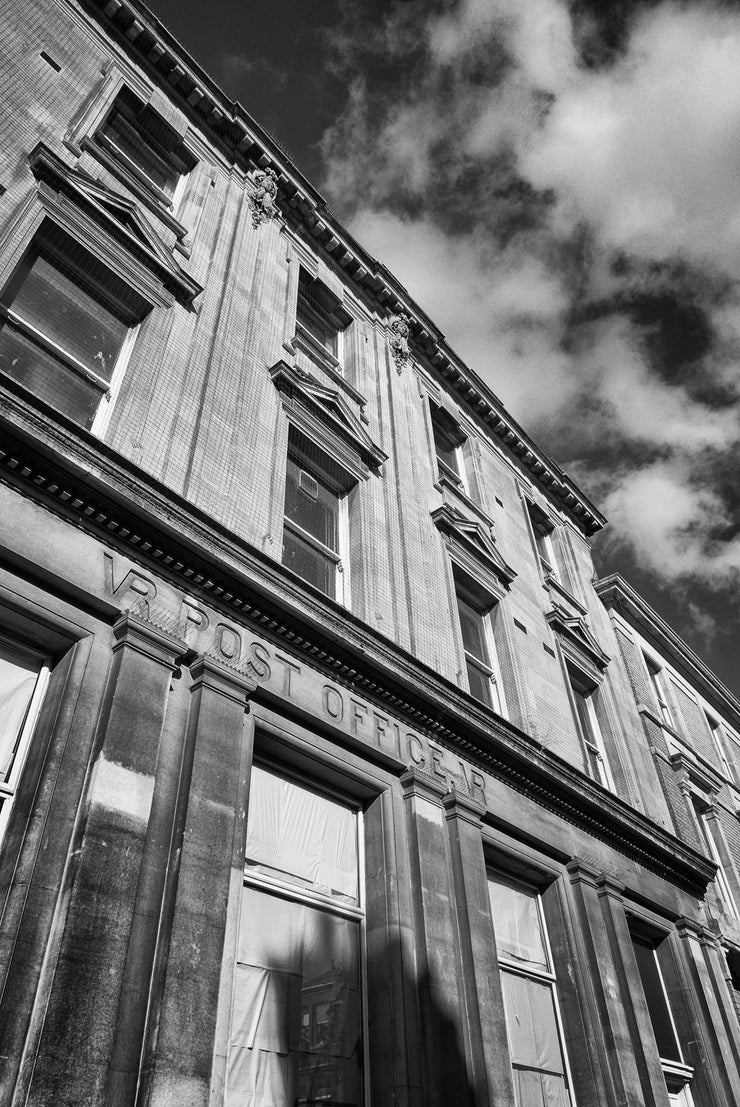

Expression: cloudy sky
xmin=149 ymin=0 xmax=740 ymax=697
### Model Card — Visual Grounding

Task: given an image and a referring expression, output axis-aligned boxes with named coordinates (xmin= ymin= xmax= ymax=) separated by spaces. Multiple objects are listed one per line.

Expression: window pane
xmin=103 ymin=111 xmax=179 ymax=195
xmin=501 ymin=972 xmax=565 ymax=1075
xmin=229 ymin=887 xmax=363 ymax=1107
xmin=245 ymin=766 xmax=358 ymax=903
xmin=285 ymin=456 xmax=338 ymax=551
xmin=283 ymin=527 xmax=336 ymax=597
xmin=296 ymin=272 xmax=342 ymax=356
xmin=457 ymin=595 xmax=488 ymax=664
xmin=631 ymin=938 xmax=681 ymax=1062
xmin=0 ymin=644 xmax=40 ymax=781
xmin=466 ymin=659 xmax=492 ymax=707
xmin=489 ymin=877 xmax=548 ymax=971
xmin=433 ymin=420 xmax=459 ymax=476
xmin=0 ymin=325 xmax=103 ymax=429
xmin=514 ymin=1068 xmax=571 ymax=1107
xmin=8 ymin=253 xmax=127 ymax=380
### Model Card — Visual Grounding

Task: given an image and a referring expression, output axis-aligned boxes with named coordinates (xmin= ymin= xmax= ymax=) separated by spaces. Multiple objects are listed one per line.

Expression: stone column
xmin=443 ymin=790 xmax=514 ymax=1107
xmin=24 ymin=613 xmax=186 ymax=1107
xmin=140 ymin=655 xmax=255 ymax=1107
xmin=674 ymin=918 xmax=740 ymax=1106
xmin=401 ymin=769 xmax=472 ymax=1107
xmin=566 ymin=860 xmax=664 ymax=1107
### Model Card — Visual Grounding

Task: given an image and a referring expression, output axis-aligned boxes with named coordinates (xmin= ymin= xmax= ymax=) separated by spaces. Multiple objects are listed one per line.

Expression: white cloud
xmin=322 ymin=0 xmax=740 ymax=607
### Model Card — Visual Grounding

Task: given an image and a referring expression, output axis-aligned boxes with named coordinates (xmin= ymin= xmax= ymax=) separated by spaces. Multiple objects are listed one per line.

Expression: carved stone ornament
xmin=249 ymin=167 xmax=279 ymax=228
xmin=389 ymin=313 xmax=412 ymax=371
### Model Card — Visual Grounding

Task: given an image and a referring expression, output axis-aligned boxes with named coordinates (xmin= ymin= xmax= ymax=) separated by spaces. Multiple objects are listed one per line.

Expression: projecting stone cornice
xmin=77 ymin=0 xmax=606 ymax=538
xmin=0 ymin=388 xmax=714 ymax=898
xmin=596 ymin=574 xmax=740 ymax=730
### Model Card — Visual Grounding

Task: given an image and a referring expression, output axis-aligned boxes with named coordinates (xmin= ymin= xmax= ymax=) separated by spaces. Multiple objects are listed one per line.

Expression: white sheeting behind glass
xmin=0 ymin=646 xmax=39 ymax=780
xmin=501 ymin=974 xmax=571 ymax=1107
xmin=245 ymin=766 xmax=358 ymax=903
xmin=488 ymin=876 xmax=548 ymax=970
xmin=228 ymin=886 xmax=362 ymax=1107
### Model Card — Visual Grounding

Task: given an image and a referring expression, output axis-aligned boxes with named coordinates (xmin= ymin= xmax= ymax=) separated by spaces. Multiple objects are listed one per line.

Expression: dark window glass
xmin=6 ymin=252 xmax=127 ymax=379
xmin=631 ymin=936 xmax=681 ymax=1062
xmin=282 ymin=527 xmax=336 ymax=597
xmin=102 ymin=110 xmax=180 ymax=195
xmin=465 ymin=659 xmax=491 ymax=706
xmin=0 ymin=243 xmax=132 ymax=429
xmin=296 ymin=270 xmax=345 ymax=357
xmin=98 ymin=92 xmax=193 ymax=200
xmin=432 ymin=418 xmax=460 ymax=477
xmin=457 ymin=594 xmax=489 ymax=665
xmin=285 ymin=455 xmax=339 ymax=551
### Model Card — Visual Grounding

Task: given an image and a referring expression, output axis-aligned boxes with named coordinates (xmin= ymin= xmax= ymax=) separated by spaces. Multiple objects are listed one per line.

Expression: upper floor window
xmin=0 ymin=637 xmax=48 ymax=844
xmin=295 ymin=269 xmax=351 ymax=366
xmin=0 ymin=223 xmax=144 ymax=431
xmin=96 ymin=89 xmax=195 ymax=208
xmin=282 ymin=429 xmax=353 ymax=603
xmin=430 ymin=403 xmax=466 ymax=488
xmin=229 ymin=764 xmax=364 ymax=1105
xmin=453 ymin=568 xmax=505 ymax=716
xmin=566 ymin=663 xmax=614 ymax=790
xmin=690 ymin=797 xmax=738 ymax=917
xmin=706 ymin=714 xmax=736 ymax=784
xmin=488 ymin=873 xmax=575 ymax=1107
xmin=644 ymin=656 xmax=674 ymax=729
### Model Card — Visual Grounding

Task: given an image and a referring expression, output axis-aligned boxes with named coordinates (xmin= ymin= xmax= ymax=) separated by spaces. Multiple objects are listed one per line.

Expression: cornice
xmin=0 ymin=388 xmax=713 ymax=897
xmin=71 ymin=0 xmax=606 ymax=538
xmin=596 ymin=574 xmax=740 ymax=730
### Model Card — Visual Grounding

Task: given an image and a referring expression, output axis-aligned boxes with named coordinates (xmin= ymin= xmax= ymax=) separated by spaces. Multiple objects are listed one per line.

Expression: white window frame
xmin=566 ymin=665 xmax=614 ymax=791
xmin=690 ymin=797 xmax=739 ymax=918
xmin=0 ymin=637 xmax=49 ymax=846
xmin=236 ymin=763 xmax=368 ymax=1107
xmin=488 ymin=872 xmax=577 ymax=1107
xmin=454 ymin=579 xmax=506 ymax=718
xmin=706 ymin=714 xmax=736 ymax=784
xmin=294 ymin=268 xmax=350 ymax=374
xmin=430 ymin=403 xmax=469 ymax=494
xmin=644 ymin=653 xmax=675 ymax=731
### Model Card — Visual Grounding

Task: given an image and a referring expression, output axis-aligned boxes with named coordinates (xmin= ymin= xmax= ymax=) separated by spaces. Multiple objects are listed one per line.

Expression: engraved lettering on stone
xmin=104 ymin=552 xmax=157 ymax=613
xmin=274 ymin=653 xmax=301 ymax=697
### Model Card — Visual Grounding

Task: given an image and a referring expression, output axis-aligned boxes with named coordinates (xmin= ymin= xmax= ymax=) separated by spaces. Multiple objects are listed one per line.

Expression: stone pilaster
xmin=443 ymin=790 xmax=514 ymax=1107
xmin=24 ymin=613 xmax=186 ymax=1107
xmin=566 ymin=860 xmax=662 ymax=1107
xmin=674 ymin=918 xmax=740 ymax=1106
xmin=401 ymin=770 xmax=472 ymax=1107
xmin=141 ymin=655 xmax=255 ymax=1107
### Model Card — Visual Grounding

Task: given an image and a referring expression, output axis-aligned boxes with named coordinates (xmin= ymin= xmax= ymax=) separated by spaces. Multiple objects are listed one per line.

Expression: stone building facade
xmin=1 ymin=1 xmax=740 ymax=1105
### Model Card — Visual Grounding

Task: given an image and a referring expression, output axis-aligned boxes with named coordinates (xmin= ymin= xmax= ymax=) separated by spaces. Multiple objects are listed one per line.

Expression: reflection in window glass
xmin=489 ymin=873 xmax=573 ymax=1107
xmin=229 ymin=767 xmax=364 ymax=1106
xmin=630 ymin=935 xmax=681 ymax=1062
xmin=0 ymin=230 xmax=140 ymax=431
xmin=0 ymin=644 xmax=41 ymax=782
xmin=245 ymin=765 xmax=358 ymax=904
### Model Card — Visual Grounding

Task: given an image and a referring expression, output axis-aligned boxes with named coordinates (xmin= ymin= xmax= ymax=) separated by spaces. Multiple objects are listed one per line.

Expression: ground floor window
xmin=0 ymin=637 xmax=48 ymax=843
xmin=488 ymin=871 xmax=575 ymax=1107
xmin=228 ymin=764 xmax=364 ymax=1106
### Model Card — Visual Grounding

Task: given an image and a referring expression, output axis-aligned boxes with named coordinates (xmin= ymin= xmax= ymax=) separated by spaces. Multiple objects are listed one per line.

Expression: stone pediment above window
xmin=28 ymin=144 xmax=201 ymax=307
xmin=432 ymin=504 xmax=516 ymax=594
xmin=546 ymin=604 xmax=610 ymax=675
xmin=269 ymin=360 xmax=387 ymax=480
